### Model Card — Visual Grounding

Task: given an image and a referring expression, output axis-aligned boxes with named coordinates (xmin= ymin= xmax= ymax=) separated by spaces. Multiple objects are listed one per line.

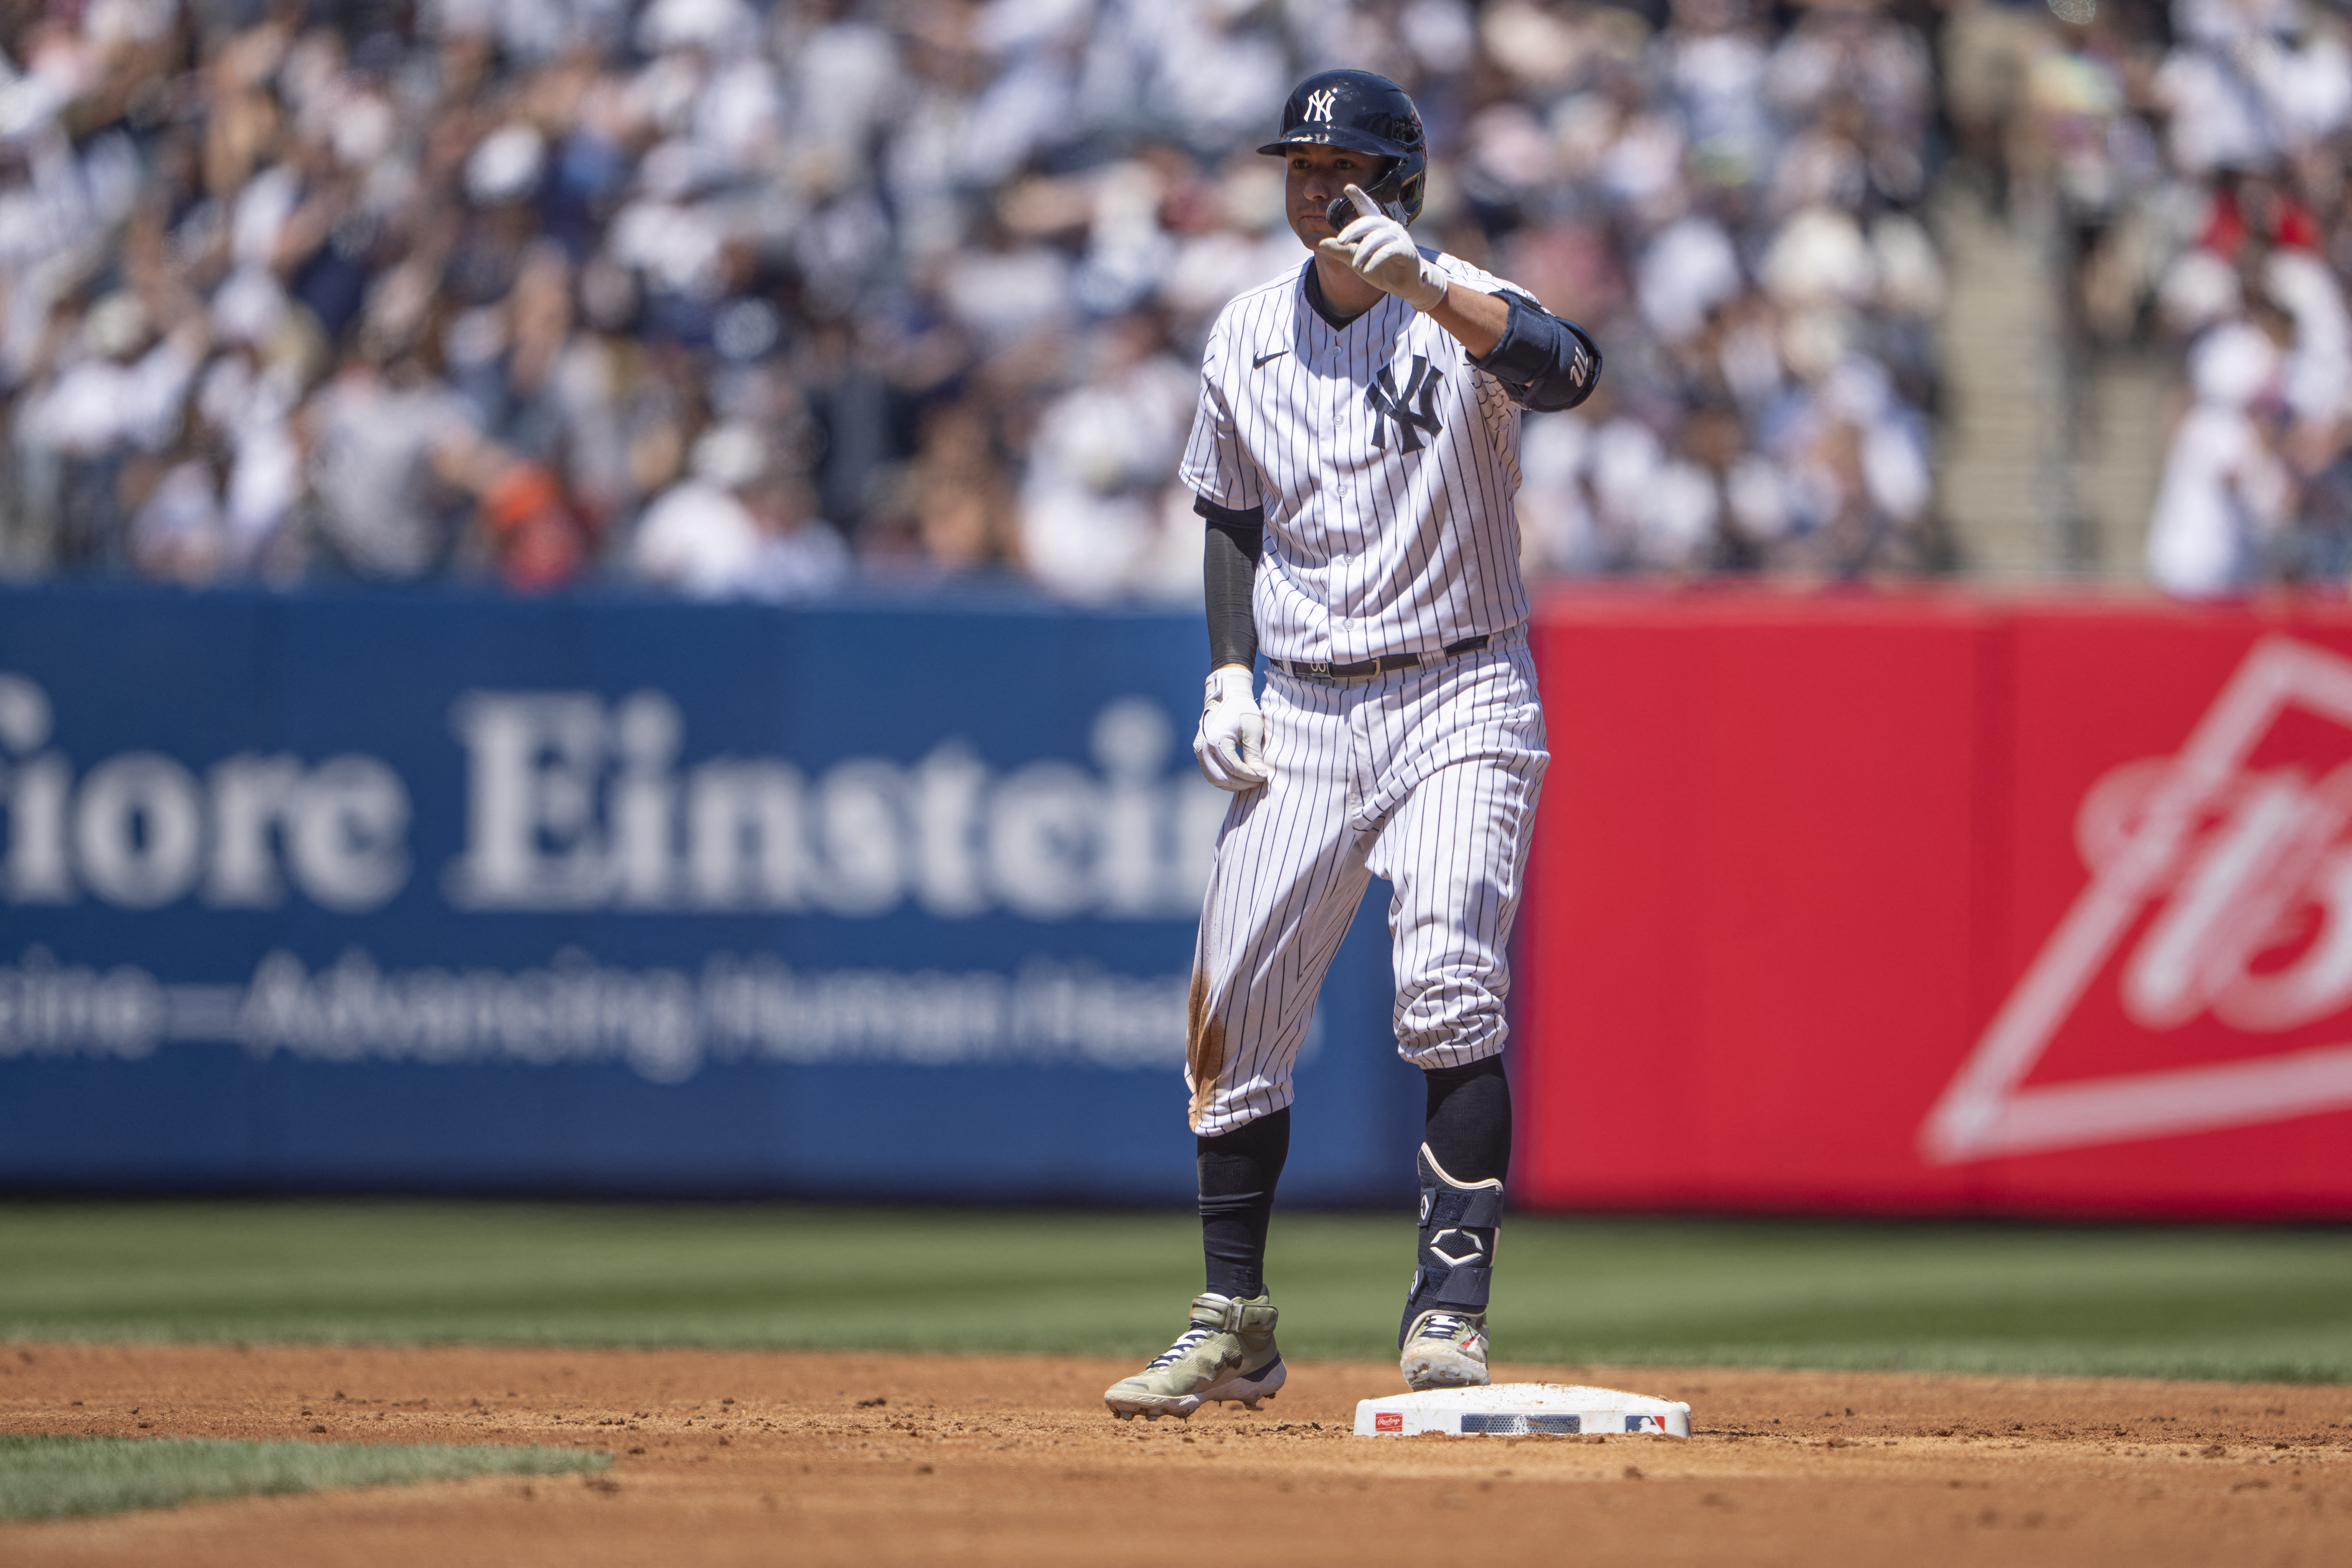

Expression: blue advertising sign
xmin=0 ymin=587 xmax=1419 ymax=1203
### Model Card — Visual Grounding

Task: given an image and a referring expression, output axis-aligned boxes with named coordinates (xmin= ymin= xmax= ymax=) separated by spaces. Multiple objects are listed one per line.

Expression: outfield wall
xmin=7 ymin=584 xmax=2352 ymax=1218
xmin=0 ymin=586 xmax=1415 ymax=1204
xmin=1516 ymin=590 xmax=2352 ymax=1221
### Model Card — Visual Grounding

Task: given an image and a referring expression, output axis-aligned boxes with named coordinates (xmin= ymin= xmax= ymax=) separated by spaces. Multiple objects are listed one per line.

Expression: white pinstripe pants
xmin=1183 ymin=633 xmax=1548 ymax=1136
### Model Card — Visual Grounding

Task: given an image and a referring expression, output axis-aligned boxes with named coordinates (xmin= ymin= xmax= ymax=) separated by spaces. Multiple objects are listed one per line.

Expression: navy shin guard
xmin=1398 ymin=1143 xmax=1505 ymax=1348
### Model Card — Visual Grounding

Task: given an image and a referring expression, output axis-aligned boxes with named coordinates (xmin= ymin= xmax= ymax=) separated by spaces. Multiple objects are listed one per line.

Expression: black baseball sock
xmin=1422 ymin=1054 xmax=1512 ymax=1181
xmin=1198 ymin=1107 xmax=1290 ymax=1300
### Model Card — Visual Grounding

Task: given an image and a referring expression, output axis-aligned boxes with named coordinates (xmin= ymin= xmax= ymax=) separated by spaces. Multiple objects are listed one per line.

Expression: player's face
xmin=1285 ymin=145 xmax=1378 ymax=249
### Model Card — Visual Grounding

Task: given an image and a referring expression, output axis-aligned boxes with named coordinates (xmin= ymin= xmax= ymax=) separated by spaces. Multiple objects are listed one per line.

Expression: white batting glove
xmin=1317 ymin=183 xmax=1448 ymax=312
xmin=1194 ymin=665 xmax=1271 ymax=792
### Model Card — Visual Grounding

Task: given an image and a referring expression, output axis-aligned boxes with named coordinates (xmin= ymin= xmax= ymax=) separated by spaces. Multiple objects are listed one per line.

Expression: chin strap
xmin=1399 ymin=1143 xmax=1504 ymax=1348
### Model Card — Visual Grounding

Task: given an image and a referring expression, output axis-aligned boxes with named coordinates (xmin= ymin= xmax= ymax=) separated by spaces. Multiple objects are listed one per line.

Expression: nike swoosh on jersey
xmin=1252 ymin=349 xmax=1290 ymax=368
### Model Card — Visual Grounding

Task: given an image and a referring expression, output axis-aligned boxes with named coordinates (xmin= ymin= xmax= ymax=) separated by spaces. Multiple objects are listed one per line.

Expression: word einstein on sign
xmin=0 ymin=674 xmax=1227 ymax=923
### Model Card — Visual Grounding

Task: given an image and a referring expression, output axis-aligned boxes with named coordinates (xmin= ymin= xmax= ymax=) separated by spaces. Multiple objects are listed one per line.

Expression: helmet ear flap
xmin=1394 ymin=169 xmax=1426 ymax=226
xmin=1367 ymin=160 xmax=1426 ymax=227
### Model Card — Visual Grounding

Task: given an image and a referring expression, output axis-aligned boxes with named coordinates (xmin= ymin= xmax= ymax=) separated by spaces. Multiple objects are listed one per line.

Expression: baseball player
xmin=1104 ymin=69 xmax=1600 ymax=1421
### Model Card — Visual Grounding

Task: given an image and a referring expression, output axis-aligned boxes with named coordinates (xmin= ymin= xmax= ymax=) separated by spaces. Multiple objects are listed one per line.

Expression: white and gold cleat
xmin=1103 ymin=1292 xmax=1285 ymax=1420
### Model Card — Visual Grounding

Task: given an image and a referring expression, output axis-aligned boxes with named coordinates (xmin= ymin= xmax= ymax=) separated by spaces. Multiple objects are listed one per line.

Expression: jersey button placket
xmin=1326 ymin=331 xmax=1366 ymax=654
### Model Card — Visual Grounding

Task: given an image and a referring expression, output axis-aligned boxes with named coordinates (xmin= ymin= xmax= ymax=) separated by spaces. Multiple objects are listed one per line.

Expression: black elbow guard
xmin=1473 ymin=293 xmax=1601 ymax=413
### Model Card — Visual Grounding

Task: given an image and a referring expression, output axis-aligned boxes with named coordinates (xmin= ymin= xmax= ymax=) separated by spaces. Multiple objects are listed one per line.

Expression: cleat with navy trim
xmin=1102 ymin=1292 xmax=1285 ymax=1419
xmin=1400 ymin=1309 xmax=1490 ymax=1389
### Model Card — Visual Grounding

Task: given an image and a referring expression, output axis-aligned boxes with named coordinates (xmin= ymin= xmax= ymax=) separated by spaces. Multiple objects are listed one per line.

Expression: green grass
xmin=2 ymin=1202 xmax=2349 ymax=1383
xmin=0 ymin=1434 xmax=605 ymax=1521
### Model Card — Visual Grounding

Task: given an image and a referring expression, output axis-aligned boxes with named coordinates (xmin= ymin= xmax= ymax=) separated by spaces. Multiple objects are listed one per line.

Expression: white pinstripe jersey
xmin=1178 ymin=252 xmax=1536 ymax=666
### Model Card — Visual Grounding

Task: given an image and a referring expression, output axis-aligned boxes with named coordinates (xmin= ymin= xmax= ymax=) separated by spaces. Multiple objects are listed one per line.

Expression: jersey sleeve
xmin=1177 ymin=314 xmax=1265 ymax=512
xmin=1430 ymin=253 xmax=1541 ymax=309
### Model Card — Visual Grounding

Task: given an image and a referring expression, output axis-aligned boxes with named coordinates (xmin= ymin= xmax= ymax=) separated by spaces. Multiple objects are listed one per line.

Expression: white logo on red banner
xmin=1923 ymin=636 xmax=2352 ymax=1162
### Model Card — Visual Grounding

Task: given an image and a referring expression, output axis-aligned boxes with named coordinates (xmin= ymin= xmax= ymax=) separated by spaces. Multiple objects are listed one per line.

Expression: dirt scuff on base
xmin=3 ymin=1343 xmax=2350 ymax=1566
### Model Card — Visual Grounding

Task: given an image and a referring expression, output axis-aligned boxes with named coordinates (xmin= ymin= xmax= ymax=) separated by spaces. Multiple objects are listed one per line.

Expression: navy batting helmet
xmin=1258 ymin=69 xmax=1427 ymax=225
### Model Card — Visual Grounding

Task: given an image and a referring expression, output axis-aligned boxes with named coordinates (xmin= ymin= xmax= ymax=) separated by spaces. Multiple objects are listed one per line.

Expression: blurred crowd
xmin=0 ymin=0 xmax=1968 ymax=600
xmin=1952 ymin=0 xmax=2352 ymax=595
xmin=2134 ymin=0 xmax=2352 ymax=594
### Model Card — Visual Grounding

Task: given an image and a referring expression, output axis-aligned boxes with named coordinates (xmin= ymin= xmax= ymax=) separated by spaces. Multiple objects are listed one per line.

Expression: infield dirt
xmin=2 ymin=1342 xmax=2348 ymax=1565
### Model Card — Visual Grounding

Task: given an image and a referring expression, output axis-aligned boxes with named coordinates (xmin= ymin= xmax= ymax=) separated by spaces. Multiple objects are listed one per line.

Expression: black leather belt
xmin=1271 ymin=634 xmax=1490 ymax=681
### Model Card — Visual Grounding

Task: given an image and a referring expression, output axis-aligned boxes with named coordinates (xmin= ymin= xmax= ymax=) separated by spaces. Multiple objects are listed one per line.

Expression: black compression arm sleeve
xmin=1197 ymin=496 xmax=1263 ymax=672
xmin=1470 ymin=292 xmax=1602 ymax=412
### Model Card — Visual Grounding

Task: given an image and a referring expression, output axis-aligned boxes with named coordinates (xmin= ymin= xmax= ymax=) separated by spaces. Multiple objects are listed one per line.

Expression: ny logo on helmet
xmin=1304 ymin=87 xmax=1338 ymax=122
xmin=1367 ymin=355 xmax=1444 ymax=453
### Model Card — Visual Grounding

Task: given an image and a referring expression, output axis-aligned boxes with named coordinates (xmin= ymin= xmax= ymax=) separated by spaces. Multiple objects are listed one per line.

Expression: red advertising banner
xmin=1513 ymin=590 xmax=2352 ymax=1219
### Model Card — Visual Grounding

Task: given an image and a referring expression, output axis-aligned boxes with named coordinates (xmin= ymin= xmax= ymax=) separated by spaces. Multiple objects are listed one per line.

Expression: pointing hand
xmin=1316 ymin=184 xmax=1448 ymax=312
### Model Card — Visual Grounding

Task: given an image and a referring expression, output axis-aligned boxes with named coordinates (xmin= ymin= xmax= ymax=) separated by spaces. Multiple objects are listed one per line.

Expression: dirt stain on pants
xmin=1186 ymin=968 xmax=1226 ymax=1133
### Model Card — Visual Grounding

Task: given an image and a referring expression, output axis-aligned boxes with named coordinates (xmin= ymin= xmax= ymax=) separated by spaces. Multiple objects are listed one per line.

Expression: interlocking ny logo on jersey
xmin=1304 ymin=88 xmax=1338 ymax=122
xmin=1922 ymin=636 xmax=2352 ymax=1163
xmin=1367 ymin=355 xmax=1443 ymax=453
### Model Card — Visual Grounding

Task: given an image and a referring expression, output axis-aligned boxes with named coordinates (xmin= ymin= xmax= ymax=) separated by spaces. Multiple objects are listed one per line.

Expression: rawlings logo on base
xmin=1924 ymin=636 xmax=2352 ymax=1163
